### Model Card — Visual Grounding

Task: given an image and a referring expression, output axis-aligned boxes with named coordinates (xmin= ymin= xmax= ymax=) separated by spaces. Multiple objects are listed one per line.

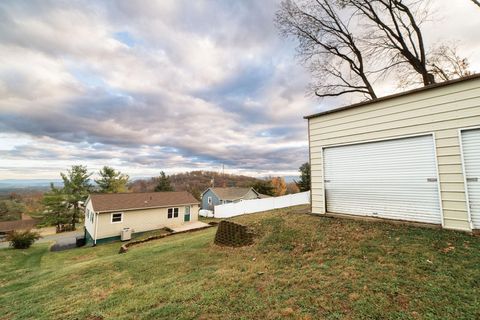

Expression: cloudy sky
xmin=0 ymin=0 xmax=479 ymax=180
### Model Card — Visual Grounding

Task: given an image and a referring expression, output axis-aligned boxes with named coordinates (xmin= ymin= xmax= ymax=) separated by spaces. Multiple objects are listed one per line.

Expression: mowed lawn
xmin=1 ymin=206 xmax=480 ymax=320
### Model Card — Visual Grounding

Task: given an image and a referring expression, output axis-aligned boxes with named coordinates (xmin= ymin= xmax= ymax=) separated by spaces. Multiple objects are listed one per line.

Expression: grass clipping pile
xmin=214 ymin=220 xmax=254 ymax=247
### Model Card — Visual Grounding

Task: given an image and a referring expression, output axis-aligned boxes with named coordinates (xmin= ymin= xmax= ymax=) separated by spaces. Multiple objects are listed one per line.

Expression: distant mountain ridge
xmin=129 ymin=170 xmax=263 ymax=199
xmin=0 ymin=172 xmax=299 ymax=198
xmin=0 ymin=179 xmax=63 ymax=188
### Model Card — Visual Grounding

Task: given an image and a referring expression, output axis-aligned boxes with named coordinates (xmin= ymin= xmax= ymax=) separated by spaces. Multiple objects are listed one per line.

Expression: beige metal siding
xmin=96 ymin=204 xmax=199 ymax=239
xmin=308 ymin=77 xmax=480 ymax=231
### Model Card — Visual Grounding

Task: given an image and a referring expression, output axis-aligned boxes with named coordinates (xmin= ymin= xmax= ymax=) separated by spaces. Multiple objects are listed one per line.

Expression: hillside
xmin=129 ymin=171 xmax=262 ymax=199
xmin=1 ymin=206 xmax=479 ymax=319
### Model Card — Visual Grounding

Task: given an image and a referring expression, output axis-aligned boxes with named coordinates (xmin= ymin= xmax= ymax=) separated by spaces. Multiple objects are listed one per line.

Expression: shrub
xmin=6 ymin=230 xmax=41 ymax=249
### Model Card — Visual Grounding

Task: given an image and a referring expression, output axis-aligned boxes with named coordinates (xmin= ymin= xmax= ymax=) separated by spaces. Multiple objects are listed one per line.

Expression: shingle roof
xmin=209 ymin=187 xmax=257 ymax=200
xmin=88 ymin=191 xmax=199 ymax=213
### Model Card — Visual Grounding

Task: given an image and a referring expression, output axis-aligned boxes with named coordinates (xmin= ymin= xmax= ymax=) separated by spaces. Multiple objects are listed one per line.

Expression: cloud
xmin=0 ymin=0 xmax=478 ymax=179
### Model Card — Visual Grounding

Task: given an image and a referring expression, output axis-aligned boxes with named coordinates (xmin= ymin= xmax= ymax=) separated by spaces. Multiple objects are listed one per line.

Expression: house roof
xmin=88 ymin=191 xmax=199 ymax=213
xmin=304 ymin=73 xmax=480 ymax=120
xmin=207 ymin=187 xmax=258 ymax=200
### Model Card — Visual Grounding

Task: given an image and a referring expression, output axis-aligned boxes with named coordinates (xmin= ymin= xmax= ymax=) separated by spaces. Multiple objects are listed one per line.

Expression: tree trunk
xmin=72 ymin=202 xmax=78 ymax=230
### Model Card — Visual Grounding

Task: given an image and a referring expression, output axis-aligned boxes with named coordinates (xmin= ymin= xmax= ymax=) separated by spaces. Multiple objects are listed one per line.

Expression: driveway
xmin=0 ymin=229 xmax=83 ymax=249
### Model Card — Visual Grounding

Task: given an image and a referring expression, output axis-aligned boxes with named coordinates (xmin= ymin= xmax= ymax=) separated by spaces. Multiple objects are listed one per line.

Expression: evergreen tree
xmin=61 ymin=165 xmax=93 ymax=229
xmin=295 ymin=162 xmax=311 ymax=192
xmin=251 ymin=179 xmax=275 ymax=196
xmin=95 ymin=166 xmax=129 ymax=193
xmin=42 ymin=183 xmax=72 ymax=230
xmin=154 ymin=171 xmax=174 ymax=192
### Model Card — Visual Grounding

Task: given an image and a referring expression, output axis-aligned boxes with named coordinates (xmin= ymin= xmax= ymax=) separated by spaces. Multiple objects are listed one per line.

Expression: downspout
xmin=94 ymin=212 xmax=99 ymax=246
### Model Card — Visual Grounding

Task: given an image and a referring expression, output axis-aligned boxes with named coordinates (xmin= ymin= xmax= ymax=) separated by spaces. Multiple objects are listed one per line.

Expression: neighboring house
xmin=305 ymin=73 xmax=480 ymax=232
xmin=201 ymin=187 xmax=263 ymax=210
xmin=0 ymin=217 xmax=38 ymax=234
xmin=84 ymin=191 xmax=199 ymax=245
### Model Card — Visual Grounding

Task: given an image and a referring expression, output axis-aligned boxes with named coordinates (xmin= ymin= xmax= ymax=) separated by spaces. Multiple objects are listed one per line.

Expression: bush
xmin=6 ymin=230 xmax=41 ymax=249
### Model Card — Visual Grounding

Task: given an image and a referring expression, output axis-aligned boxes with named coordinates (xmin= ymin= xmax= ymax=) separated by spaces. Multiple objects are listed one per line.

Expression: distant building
xmin=201 ymin=187 xmax=266 ymax=210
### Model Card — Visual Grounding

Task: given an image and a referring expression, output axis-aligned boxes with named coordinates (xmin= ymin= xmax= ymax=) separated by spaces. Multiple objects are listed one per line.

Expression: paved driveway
xmin=0 ymin=229 xmax=83 ymax=249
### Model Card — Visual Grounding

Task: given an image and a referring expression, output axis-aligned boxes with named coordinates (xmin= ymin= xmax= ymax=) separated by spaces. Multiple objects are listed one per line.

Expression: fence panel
xmin=213 ymin=191 xmax=310 ymax=218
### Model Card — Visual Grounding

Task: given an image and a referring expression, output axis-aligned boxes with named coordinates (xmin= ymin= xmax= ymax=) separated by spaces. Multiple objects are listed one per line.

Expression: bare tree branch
xmin=470 ymin=0 xmax=480 ymax=8
xmin=276 ymin=0 xmax=472 ymax=100
xmin=276 ymin=0 xmax=377 ymax=100
xmin=427 ymin=43 xmax=472 ymax=81
xmin=345 ymin=0 xmax=435 ymax=86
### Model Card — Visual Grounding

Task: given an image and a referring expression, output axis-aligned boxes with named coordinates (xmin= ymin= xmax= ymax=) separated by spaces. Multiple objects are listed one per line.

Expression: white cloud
xmin=0 ymin=0 xmax=478 ymax=180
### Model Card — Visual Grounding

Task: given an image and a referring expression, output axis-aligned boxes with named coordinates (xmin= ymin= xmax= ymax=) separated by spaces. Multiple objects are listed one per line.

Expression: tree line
xmin=42 ymin=165 xmax=134 ymax=231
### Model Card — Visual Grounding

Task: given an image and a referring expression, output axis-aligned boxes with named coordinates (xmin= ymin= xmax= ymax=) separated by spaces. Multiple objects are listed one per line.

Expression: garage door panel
xmin=461 ymin=129 xmax=480 ymax=229
xmin=324 ymin=135 xmax=442 ymax=224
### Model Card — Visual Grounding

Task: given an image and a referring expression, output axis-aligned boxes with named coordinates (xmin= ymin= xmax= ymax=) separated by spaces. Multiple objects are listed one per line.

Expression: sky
xmin=0 ymin=0 xmax=479 ymax=180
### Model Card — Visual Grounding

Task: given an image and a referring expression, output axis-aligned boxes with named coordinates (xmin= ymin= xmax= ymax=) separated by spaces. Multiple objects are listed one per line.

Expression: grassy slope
xmin=1 ymin=206 xmax=479 ymax=320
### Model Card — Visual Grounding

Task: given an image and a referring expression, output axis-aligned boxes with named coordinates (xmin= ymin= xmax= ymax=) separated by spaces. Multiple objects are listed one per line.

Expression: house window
xmin=208 ymin=197 xmax=212 ymax=204
xmin=111 ymin=212 xmax=123 ymax=223
xmin=168 ymin=208 xmax=179 ymax=219
xmin=91 ymin=211 xmax=94 ymax=223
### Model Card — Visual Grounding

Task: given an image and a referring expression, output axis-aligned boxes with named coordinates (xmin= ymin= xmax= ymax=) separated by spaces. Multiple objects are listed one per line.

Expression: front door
xmin=184 ymin=206 xmax=191 ymax=222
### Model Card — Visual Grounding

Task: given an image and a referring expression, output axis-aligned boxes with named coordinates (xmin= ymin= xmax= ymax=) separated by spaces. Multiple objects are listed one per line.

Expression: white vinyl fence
xmin=208 ymin=191 xmax=310 ymax=218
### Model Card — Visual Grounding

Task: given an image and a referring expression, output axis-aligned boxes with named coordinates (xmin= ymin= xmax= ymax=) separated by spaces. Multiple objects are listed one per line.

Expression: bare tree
xmin=277 ymin=0 xmax=471 ymax=100
xmin=276 ymin=0 xmax=377 ymax=99
xmin=345 ymin=0 xmax=435 ymax=86
xmin=396 ymin=42 xmax=472 ymax=88
xmin=427 ymin=43 xmax=472 ymax=81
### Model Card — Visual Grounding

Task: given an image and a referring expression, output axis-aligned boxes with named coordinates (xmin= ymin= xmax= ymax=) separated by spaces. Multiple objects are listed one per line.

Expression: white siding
xmin=84 ymin=198 xmax=95 ymax=237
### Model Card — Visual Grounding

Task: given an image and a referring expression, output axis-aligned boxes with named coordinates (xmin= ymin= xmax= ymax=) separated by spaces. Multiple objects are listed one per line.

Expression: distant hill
xmin=0 ymin=179 xmax=63 ymax=188
xmin=129 ymin=171 xmax=262 ymax=199
xmin=0 ymin=179 xmax=63 ymax=197
xmin=0 ymin=172 xmax=301 ymax=199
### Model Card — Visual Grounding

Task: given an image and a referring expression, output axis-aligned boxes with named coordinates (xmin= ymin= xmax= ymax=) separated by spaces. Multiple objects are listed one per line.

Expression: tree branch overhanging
xmin=276 ymin=0 xmax=377 ymax=100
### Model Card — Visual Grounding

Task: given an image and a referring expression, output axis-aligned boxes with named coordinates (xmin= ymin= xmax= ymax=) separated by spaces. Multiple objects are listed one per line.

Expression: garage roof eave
xmin=303 ymin=73 xmax=480 ymax=120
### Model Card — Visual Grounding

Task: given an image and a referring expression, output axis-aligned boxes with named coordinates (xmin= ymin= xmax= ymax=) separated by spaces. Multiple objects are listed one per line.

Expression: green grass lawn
xmin=1 ymin=206 xmax=479 ymax=320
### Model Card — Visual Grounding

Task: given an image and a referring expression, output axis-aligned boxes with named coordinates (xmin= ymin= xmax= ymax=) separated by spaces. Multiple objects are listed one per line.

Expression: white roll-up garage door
xmin=461 ymin=129 xmax=480 ymax=229
xmin=324 ymin=135 xmax=442 ymax=224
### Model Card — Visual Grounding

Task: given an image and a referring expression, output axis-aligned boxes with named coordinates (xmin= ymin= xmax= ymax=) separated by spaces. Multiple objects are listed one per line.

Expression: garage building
xmin=305 ymin=74 xmax=480 ymax=232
